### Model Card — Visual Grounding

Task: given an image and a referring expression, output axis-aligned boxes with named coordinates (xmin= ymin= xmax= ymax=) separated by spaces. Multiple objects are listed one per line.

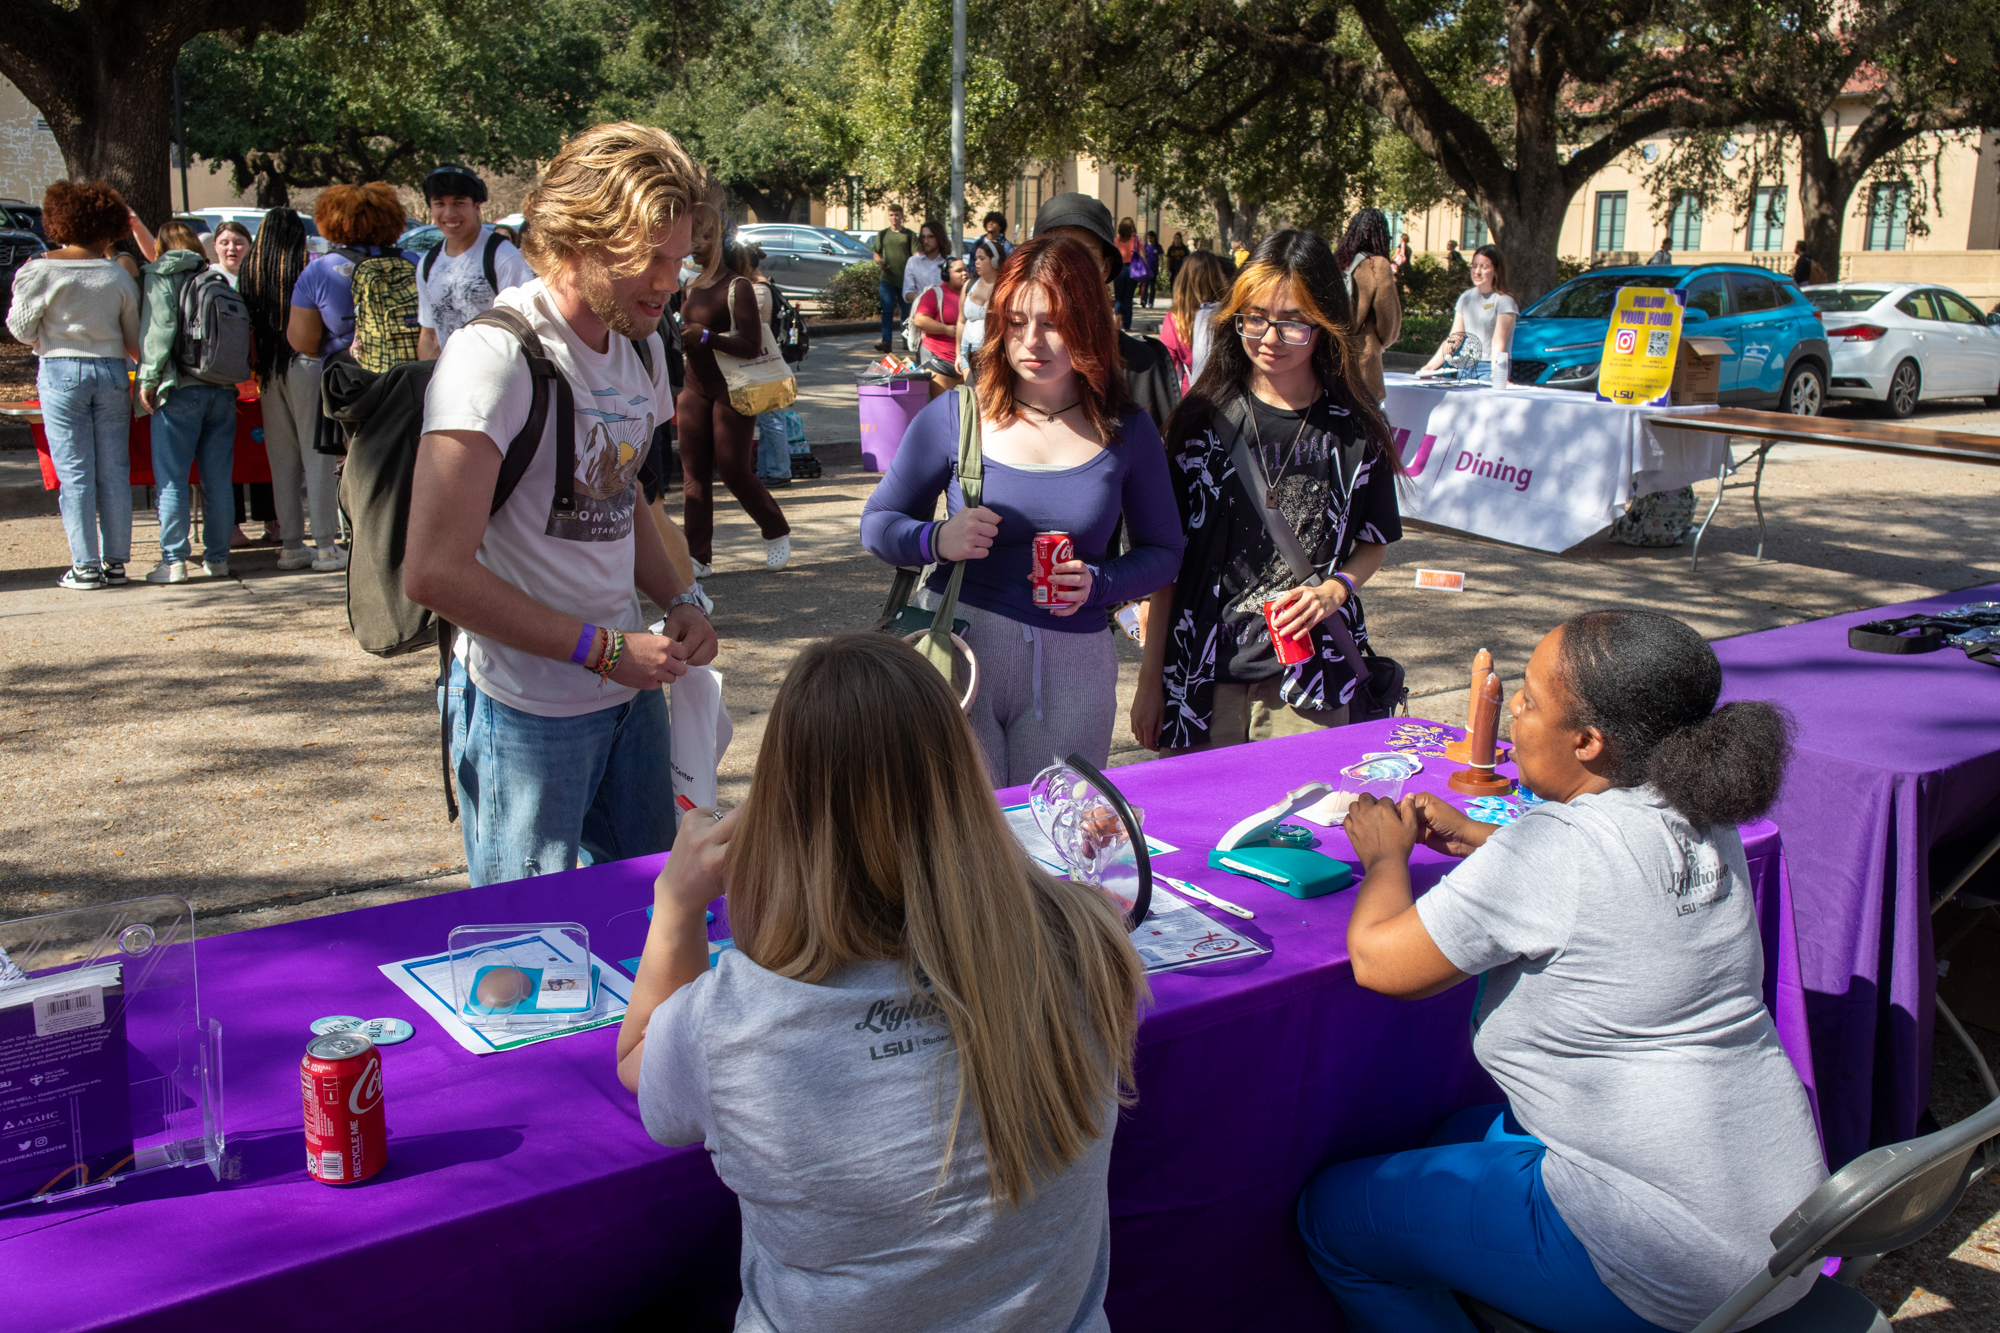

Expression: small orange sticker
xmin=1414 ymin=569 xmax=1466 ymax=591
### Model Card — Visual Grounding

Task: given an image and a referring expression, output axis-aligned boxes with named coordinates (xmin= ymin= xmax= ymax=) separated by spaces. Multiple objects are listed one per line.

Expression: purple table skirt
xmin=1715 ymin=582 xmax=2000 ymax=1168
xmin=4 ymin=718 xmax=1813 ymax=1332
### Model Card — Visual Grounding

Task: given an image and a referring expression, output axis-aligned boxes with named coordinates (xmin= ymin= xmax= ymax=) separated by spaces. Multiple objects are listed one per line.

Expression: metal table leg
xmin=1690 ymin=439 xmax=1776 ymax=571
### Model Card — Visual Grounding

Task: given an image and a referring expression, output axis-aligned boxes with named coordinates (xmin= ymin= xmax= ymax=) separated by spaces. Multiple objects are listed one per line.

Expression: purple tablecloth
xmin=1714 ymin=583 xmax=2000 ymax=1170
xmin=4 ymin=718 xmax=1811 ymax=1331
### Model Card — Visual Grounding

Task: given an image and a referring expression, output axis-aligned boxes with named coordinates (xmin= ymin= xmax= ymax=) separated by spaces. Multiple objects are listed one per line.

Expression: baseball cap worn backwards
xmin=1034 ymin=192 xmax=1118 ymax=264
xmin=424 ymin=164 xmax=487 ymax=203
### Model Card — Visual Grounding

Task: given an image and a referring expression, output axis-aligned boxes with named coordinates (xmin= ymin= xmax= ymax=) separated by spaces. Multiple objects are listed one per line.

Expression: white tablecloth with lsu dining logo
xmin=1382 ymin=374 xmax=1728 ymax=553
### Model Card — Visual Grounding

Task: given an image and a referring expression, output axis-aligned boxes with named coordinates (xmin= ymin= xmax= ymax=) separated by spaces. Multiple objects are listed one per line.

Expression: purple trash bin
xmin=858 ymin=379 xmax=929 ymax=473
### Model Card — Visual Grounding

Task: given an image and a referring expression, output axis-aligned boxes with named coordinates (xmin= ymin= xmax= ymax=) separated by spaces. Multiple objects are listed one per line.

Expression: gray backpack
xmin=174 ymin=268 xmax=255 ymax=385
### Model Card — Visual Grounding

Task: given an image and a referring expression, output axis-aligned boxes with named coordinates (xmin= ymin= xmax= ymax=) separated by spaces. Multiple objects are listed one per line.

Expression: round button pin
xmin=310 ymin=1015 xmax=364 ymax=1035
xmin=356 ymin=1017 xmax=414 ymax=1046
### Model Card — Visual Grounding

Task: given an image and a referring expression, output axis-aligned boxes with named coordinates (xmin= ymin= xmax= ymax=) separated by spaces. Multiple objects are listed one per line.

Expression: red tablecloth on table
xmin=2 ymin=718 xmax=1814 ymax=1332
xmin=28 ymin=387 xmax=270 ymax=488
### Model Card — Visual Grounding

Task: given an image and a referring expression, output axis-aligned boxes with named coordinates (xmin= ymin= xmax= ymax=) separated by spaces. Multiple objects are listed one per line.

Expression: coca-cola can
xmin=1263 ymin=598 xmax=1314 ymax=667
xmin=301 ymin=1032 xmax=387 ymax=1185
xmin=1030 ymin=531 xmax=1073 ymax=606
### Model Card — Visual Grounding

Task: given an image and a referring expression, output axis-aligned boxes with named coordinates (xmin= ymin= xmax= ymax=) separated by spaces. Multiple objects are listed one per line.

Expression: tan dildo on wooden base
xmin=1448 ymin=668 xmax=1515 ymax=796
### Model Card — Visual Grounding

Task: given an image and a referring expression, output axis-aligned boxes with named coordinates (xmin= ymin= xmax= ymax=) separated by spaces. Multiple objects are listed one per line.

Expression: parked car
xmin=398 ymin=222 xmax=444 ymax=256
xmin=1509 ymin=263 xmax=1832 ymax=413
xmin=0 ymin=228 xmax=47 ymax=323
xmin=737 ymin=224 xmax=875 ymax=297
xmin=182 ymin=207 xmax=326 ymax=251
xmin=0 ymin=198 xmax=45 ymax=239
xmin=1802 ymin=282 xmax=2000 ymax=417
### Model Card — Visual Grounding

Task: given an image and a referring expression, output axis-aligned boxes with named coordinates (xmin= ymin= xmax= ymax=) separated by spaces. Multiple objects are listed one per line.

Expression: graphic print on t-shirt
xmin=548 ymin=386 xmax=654 ymax=544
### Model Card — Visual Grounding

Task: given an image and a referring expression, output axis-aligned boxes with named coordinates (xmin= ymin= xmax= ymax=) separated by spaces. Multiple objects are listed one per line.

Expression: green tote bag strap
xmin=917 ymin=385 xmax=983 ymax=680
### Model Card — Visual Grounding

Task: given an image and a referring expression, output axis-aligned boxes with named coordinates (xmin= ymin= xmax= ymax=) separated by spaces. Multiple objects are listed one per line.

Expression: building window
xmin=1748 ymin=186 xmax=1787 ymax=252
xmin=1865 ymin=183 xmax=1910 ymax=251
xmin=1594 ymin=192 xmax=1628 ymax=252
xmin=1668 ymin=192 xmax=1702 ymax=252
xmin=1460 ymin=211 xmax=1489 ymax=249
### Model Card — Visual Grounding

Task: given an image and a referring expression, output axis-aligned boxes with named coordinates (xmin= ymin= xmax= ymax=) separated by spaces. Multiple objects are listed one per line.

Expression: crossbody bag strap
xmin=917 ymin=385 xmax=984 ymax=678
xmin=1848 ymin=617 xmax=1948 ymax=655
xmin=1222 ymin=395 xmax=1320 ymax=586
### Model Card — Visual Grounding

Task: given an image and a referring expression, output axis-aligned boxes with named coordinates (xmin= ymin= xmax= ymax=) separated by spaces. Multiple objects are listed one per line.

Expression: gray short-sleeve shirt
xmin=640 ymin=952 xmax=1114 ymax=1333
xmin=1416 ymin=785 xmax=1827 ymax=1330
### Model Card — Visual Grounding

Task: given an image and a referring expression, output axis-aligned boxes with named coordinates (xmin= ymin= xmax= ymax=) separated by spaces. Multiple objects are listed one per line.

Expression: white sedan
xmin=1804 ymin=282 xmax=2000 ymax=417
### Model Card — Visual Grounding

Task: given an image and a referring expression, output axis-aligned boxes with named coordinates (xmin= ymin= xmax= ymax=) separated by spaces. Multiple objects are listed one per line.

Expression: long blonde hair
xmin=728 ymin=633 xmax=1147 ymax=1206
xmin=1170 ymin=249 xmax=1234 ymax=346
xmin=522 ymin=121 xmax=706 ymax=277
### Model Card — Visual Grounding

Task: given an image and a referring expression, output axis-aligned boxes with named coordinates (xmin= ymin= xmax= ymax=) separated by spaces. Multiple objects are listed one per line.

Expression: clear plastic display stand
xmin=0 ymin=894 xmax=224 ymax=1213
xmin=446 ymin=923 xmax=599 ymax=1042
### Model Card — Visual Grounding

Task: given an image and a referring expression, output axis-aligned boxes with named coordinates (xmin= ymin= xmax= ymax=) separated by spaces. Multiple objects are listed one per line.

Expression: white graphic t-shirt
xmin=423 ymin=279 xmax=668 ymax=717
xmin=416 ymin=227 xmax=534 ymax=348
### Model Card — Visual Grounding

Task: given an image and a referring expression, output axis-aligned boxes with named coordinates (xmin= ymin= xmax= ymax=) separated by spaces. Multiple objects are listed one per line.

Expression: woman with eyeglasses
xmin=1419 ymin=243 xmax=1517 ymax=387
xmin=1132 ymin=230 xmax=1404 ymax=755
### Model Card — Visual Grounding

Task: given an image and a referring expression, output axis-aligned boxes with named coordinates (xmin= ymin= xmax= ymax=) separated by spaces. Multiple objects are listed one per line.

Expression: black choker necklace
xmin=1024 ymin=399 xmax=1080 ymax=422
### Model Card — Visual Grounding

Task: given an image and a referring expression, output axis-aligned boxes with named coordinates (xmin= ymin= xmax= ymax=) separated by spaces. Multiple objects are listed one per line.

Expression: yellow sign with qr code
xmin=1594 ymin=287 xmax=1683 ymax=407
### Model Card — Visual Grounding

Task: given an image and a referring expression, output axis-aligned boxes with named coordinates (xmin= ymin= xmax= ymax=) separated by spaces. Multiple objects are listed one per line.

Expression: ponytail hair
xmin=1557 ymin=610 xmax=1794 ymax=828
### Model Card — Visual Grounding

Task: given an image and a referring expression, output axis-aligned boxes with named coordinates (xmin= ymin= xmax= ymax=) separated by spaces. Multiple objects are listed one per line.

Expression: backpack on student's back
xmin=325 ymin=307 xmax=661 ymax=819
xmin=419 ymin=230 xmax=504 ymax=294
xmin=764 ymin=279 xmax=811 ymax=366
xmin=339 ymin=246 xmax=421 ymax=373
xmin=173 ymin=268 xmax=254 ymax=385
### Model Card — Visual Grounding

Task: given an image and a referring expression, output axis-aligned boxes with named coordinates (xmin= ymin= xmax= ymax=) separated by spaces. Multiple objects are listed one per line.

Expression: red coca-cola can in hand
xmin=1030 ymin=531 xmax=1074 ymax=606
xmin=1263 ymin=597 xmax=1314 ymax=666
xmin=301 ymin=1032 xmax=387 ymax=1185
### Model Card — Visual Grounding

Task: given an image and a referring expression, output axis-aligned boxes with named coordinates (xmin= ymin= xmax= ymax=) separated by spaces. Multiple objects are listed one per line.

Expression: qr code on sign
xmin=1647 ymin=330 xmax=1672 ymax=357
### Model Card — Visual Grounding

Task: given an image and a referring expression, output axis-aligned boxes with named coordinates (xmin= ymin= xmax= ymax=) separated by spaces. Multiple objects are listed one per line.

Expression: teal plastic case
xmin=1207 ymin=846 xmax=1355 ymax=899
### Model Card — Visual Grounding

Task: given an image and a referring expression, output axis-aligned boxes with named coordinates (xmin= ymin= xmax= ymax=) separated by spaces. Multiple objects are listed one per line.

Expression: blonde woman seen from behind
xmin=1160 ymin=249 xmax=1234 ymax=392
xmin=618 ymin=632 xmax=1146 ymax=1333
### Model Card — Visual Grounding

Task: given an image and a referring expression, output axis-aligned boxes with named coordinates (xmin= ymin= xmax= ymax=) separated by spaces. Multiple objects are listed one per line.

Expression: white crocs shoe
xmin=765 ymin=535 xmax=791 ymax=571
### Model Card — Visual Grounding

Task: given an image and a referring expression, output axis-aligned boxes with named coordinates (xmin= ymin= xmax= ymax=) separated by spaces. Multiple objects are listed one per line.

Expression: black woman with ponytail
xmin=1301 ymin=610 xmax=1827 ymax=1333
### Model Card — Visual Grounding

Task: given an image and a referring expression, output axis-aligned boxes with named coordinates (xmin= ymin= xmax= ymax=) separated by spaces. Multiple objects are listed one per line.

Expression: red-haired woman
xmin=862 ymin=236 xmax=1186 ymax=785
xmin=1132 ymin=229 xmax=1405 ymax=755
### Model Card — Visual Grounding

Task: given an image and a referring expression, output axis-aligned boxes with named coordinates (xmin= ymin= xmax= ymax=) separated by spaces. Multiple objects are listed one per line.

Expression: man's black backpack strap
xmin=420 ymin=230 xmax=505 ymax=292
xmin=437 ymin=617 xmax=460 ymax=823
xmin=464 ymin=307 xmax=575 ymax=519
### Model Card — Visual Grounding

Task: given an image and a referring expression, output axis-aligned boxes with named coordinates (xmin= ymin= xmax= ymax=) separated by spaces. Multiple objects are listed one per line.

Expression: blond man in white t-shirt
xmin=405 ymin=123 xmax=718 ymax=887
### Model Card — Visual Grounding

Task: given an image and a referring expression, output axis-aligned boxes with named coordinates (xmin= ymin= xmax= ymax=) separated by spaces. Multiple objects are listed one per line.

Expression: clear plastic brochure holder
xmin=447 ymin=923 xmax=599 ymax=1041
xmin=1028 ymin=753 xmax=1152 ymax=931
xmin=0 ymin=894 xmax=224 ymax=1213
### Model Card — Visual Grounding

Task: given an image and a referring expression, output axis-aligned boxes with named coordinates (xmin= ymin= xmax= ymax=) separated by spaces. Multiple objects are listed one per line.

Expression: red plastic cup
xmin=1264 ymin=598 xmax=1313 ymax=666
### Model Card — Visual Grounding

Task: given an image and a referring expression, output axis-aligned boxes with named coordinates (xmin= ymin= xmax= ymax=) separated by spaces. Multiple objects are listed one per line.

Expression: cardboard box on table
xmin=1672 ymin=337 xmax=1731 ymax=405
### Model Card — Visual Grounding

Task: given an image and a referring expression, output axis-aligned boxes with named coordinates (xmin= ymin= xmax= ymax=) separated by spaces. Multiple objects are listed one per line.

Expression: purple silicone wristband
xmin=570 ymin=625 xmax=597 ymax=666
xmin=920 ymin=521 xmax=937 ymax=564
xmin=1332 ymin=572 xmax=1357 ymax=598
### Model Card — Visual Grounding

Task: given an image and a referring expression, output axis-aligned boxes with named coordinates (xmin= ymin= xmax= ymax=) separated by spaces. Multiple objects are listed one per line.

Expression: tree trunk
xmin=1792 ymin=131 xmax=1848 ymax=285
xmin=53 ymin=65 xmax=177 ymax=226
xmin=1481 ymin=181 xmax=1574 ymax=308
xmin=255 ymin=170 xmax=290 ymax=210
xmin=1205 ymin=181 xmax=1237 ymax=251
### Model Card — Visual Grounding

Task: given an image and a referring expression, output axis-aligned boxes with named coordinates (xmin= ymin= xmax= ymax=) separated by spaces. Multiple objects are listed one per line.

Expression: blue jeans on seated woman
xmin=39 ymin=355 xmax=133 ymax=568
xmin=1297 ymin=1104 xmax=1668 ymax=1333
xmin=151 ymin=382 xmax=238 ymax=566
xmin=442 ymin=656 xmax=678 ymax=887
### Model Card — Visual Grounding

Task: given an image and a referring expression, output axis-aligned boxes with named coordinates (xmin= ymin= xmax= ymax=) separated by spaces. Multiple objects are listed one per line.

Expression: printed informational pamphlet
xmin=1128 ymin=885 xmax=1269 ymax=973
xmin=0 ymin=962 xmax=135 ymax=1206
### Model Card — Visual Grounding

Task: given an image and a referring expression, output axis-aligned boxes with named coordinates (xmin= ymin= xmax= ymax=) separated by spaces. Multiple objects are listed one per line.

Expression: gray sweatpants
xmin=263 ymin=356 xmax=341 ymax=552
xmin=952 ymin=600 xmax=1118 ymax=788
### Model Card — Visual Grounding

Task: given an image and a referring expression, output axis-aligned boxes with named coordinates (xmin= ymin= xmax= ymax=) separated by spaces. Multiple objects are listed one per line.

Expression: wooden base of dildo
xmin=1443 ymin=739 xmax=1510 ymax=765
xmin=1448 ymin=765 xmax=1515 ymax=796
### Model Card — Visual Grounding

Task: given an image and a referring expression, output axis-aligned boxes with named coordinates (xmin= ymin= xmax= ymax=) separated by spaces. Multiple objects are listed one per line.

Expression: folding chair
xmin=1458 ymin=1089 xmax=2000 ymax=1333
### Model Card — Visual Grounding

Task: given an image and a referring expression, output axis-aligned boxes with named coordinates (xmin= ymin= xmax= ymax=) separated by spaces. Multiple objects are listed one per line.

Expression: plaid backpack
xmin=339 ymin=247 xmax=421 ymax=372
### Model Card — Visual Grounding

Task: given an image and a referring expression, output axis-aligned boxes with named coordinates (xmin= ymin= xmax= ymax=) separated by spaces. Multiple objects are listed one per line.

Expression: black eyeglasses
xmin=1235 ymin=314 xmax=1315 ymax=346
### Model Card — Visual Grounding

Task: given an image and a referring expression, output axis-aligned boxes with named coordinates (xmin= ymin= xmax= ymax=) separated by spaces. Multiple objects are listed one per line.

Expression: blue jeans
xmin=754 ymin=410 xmax=790 ymax=481
xmin=39 ymin=356 xmax=132 ymax=567
xmin=150 ymin=382 xmax=237 ymax=565
xmin=1297 ymin=1105 xmax=1667 ymax=1333
xmin=443 ymin=657 xmax=678 ymax=887
xmin=1112 ymin=270 xmax=1136 ymax=330
xmin=878 ymin=281 xmax=910 ymax=345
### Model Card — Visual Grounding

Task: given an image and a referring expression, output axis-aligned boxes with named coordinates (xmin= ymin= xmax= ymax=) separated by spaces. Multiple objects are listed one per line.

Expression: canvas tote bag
xmin=713 ymin=277 xmax=797 ymax=416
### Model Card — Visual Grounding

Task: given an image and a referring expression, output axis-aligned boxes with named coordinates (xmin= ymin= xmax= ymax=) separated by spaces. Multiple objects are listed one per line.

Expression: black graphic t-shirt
xmin=1158 ymin=391 xmax=1402 ymax=749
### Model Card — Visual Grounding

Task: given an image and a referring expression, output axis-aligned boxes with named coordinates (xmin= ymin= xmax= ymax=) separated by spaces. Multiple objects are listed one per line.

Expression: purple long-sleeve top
xmin=860 ymin=392 xmax=1186 ymax=633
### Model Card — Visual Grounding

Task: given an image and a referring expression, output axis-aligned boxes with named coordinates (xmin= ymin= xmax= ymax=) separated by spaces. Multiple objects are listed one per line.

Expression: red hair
xmin=975 ymin=236 xmax=1130 ymax=441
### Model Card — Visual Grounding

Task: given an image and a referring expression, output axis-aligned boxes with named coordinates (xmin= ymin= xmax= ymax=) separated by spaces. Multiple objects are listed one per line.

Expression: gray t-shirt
xmin=1416 ymin=785 xmax=1827 ymax=1331
xmin=640 ymin=952 xmax=1114 ymax=1333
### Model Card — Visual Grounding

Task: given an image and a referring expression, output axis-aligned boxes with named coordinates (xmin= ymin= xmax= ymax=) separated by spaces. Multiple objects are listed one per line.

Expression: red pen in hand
xmin=676 ymin=794 xmax=725 ymax=822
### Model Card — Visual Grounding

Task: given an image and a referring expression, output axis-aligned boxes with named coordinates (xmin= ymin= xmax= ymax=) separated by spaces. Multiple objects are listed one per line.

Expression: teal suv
xmin=1508 ymin=264 xmax=1831 ymax=414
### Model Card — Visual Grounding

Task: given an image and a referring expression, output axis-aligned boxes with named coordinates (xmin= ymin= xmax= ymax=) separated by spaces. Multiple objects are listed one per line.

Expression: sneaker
xmin=765 ymin=535 xmax=792 ymax=571
xmin=311 ymin=545 xmax=349 ymax=573
xmin=144 ymin=560 xmax=188 ymax=585
xmin=59 ymin=564 xmax=106 ymax=591
xmin=277 ymin=546 xmax=314 ymax=570
xmin=202 ymin=560 xmax=230 ymax=579
xmin=691 ymin=558 xmax=713 ymax=579
xmin=874 ymin=341 xmax=892 ymax=353
xmin=100 ymin=561 xmax=127 ymax=586
xmin=760 ymin=474 xmax=793 ymax=488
